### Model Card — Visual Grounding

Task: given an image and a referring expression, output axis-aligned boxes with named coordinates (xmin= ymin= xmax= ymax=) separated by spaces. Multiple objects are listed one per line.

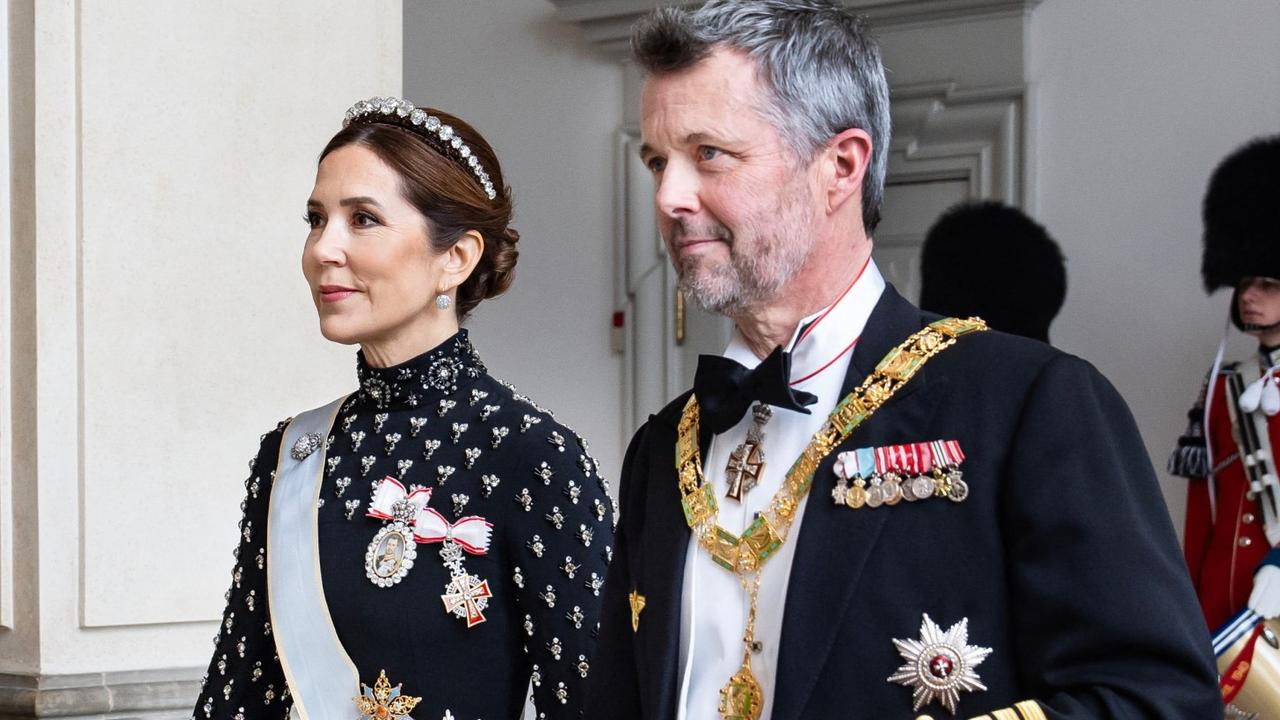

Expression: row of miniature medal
xmin=721 ymin=410 xmax=972 ymax=512
xmin=831 ymin=440 xmax=968 ymax=509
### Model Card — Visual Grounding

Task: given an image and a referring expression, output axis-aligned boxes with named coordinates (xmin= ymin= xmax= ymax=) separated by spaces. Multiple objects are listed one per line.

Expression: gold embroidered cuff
xmin=921 ymin=699 xmax=1047 ymax=720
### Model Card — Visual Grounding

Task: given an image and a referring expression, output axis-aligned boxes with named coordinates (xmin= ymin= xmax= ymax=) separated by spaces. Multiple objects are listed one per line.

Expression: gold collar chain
xmin=675 ymin=317 xmax=986 ymax=720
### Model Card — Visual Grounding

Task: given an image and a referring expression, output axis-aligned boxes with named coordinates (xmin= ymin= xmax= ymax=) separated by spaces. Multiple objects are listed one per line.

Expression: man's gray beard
xmin=677 ymin=231 xmax=812 ymax=317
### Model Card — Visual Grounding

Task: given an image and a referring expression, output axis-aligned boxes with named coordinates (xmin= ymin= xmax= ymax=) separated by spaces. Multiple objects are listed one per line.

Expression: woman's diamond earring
xmin=436 ymin=294 xmax=453 ymax=311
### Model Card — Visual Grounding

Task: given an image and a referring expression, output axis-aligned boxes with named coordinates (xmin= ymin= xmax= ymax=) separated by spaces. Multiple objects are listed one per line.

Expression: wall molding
xmin=888 ymin=81 xmax=1025 ymax=206
xmin=0 ymin=668 xmax=200 ymax=719
xmin=550 ymin=0 xmax=1041 ymax=56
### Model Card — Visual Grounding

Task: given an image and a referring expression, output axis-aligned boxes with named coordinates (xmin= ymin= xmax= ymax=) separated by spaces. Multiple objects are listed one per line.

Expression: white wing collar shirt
xmin=677 ymin=259 xmax=886 ymax=720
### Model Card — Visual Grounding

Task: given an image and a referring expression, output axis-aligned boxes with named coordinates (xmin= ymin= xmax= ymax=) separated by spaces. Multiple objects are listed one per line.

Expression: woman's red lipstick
xmin=319 ymin=285 xmax=357 ymax=303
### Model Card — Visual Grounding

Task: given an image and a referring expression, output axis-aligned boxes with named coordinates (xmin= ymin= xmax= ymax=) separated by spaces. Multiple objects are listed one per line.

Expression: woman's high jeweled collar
xmin=354 ymin=330 xmax=486 ymax=411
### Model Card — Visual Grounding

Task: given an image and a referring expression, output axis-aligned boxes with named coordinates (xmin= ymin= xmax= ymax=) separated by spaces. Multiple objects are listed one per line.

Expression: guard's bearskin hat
xmin=1200 ymin=135 xmax=1280 ymax=328
xmin=919 ymin=201 xmax=1066 ymax=343
xmin=1202 ymin=135 xmax=1280 ymax=292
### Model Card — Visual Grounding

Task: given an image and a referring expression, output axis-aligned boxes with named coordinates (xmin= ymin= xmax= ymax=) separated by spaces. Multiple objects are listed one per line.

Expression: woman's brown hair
xmin=319 ymin=109 xmax=518 ymax=319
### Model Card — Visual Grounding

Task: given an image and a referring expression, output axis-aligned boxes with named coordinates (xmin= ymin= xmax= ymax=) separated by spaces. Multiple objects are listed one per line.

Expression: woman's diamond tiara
xmin=343 ymin=96 xmax=497 ymax=201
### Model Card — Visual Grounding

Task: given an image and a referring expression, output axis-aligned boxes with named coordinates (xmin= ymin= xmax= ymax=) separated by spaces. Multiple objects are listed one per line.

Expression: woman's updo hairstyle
xmin=320 ymin=98 xmax=518 ymax=319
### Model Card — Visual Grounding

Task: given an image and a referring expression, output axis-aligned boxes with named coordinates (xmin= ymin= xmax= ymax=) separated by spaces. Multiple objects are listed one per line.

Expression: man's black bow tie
xmin=692 ymin=346 xmax=818 ymax=435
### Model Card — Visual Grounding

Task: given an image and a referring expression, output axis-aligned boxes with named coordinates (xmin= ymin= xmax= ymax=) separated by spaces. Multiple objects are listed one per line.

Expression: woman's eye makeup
xmin=303 ymin=208 xmax=384 ymax=228
xmin=352 ymin=210 xmax=380 ymax=227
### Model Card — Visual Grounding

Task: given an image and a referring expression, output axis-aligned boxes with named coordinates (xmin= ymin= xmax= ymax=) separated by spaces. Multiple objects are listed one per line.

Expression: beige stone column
xmin=0 ymin=2 xmax=400 ymax=716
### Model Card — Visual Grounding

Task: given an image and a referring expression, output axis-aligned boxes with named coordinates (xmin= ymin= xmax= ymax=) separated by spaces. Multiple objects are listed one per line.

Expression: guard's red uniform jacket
xmin=1171 ymin=352 xmax=1280 ymax=631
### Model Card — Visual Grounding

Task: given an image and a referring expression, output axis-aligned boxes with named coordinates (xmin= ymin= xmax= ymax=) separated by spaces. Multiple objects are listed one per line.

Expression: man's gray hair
xmin=632 ymin=0 xmax=892 ymax=231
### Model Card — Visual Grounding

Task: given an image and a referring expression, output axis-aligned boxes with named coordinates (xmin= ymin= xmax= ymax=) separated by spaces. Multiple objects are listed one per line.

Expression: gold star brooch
xmin=629 ymin=589 xmax=646 ymax=632
xmin=353 ymin=669 xmax=422 ymax=720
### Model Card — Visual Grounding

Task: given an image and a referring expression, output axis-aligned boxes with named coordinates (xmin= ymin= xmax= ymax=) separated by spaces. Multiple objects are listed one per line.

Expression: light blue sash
xmin=267 ymin=396 xmax=358 ymax=719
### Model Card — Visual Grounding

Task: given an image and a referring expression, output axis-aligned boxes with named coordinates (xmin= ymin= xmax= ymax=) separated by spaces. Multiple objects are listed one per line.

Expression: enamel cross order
xmin=725 ymin=404 xmax=771 ymax=502
xmin=415 ymin=508 xmax=495 ymax=628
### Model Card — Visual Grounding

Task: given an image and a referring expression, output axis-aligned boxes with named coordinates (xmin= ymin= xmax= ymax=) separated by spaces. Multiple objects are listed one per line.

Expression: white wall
xmin=403 ymin=1 xmax=625 ymax=484
xmin=1029 ymin=1 xmax=1280 ymax=530
xmin=1 ymin=0 xmax=401 ymax=676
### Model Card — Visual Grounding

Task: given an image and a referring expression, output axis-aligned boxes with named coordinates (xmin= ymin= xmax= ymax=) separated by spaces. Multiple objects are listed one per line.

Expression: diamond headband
xmin=342 ymin=96 xmax=497 ymax=201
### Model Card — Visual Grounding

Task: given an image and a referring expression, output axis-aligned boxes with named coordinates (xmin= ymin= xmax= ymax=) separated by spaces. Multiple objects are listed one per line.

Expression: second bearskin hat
xmin=919 ymin=201 xmax=1066 ymax=343
xmin=1201 ymin=134 xmax=1280 ymax=295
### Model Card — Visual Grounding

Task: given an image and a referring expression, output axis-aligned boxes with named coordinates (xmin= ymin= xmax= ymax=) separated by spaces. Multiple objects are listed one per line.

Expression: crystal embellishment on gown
xmin=290 ymin=432 xmax=322 ymax=461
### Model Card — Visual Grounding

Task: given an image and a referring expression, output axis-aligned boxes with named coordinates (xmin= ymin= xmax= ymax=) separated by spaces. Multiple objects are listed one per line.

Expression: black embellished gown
xmin=195 ymin=330 xmax=615 ymax=719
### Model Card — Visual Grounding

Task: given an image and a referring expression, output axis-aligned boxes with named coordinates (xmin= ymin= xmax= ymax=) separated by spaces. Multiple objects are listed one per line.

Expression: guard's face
xmin=302 ymin=144 xmax=449 ymax=355
xmin=1238 ymin=276 xmax=1280 ymax=331
xmin=639 ymin=48 xmax=821 ymax=316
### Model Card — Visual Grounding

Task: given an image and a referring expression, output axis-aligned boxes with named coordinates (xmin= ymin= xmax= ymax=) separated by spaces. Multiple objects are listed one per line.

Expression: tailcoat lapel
xmin=772 ymin=286 xmax=944 ymax=720
xmin=635 ymin=401 xmax=710 ymax=720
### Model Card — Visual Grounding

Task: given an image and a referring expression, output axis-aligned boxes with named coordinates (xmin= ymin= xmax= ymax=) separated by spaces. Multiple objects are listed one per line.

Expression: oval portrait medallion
xmin=364 ymin=522 xmax=418 ymax=587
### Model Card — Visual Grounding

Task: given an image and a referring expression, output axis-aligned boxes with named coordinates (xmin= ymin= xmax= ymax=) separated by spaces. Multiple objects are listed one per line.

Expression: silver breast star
xmin=887 ymin=613 xmax=992 ymax=714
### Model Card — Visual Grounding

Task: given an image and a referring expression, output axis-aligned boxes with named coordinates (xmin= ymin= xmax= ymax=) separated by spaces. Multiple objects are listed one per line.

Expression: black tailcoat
xmin=586 ymin=286 xmax=1218 ymax=719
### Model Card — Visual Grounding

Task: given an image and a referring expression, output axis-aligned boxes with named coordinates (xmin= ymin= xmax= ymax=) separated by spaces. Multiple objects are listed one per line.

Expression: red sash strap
xmin=1221 ymin=622 xmax=1266 ymax=702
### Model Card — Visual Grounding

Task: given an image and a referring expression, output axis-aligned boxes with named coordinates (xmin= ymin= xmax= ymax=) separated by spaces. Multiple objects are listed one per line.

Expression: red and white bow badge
xmin=414 ymin=507 xmax=495 ymax=628
xmin=413 ymin=508 xmax=494 ymax=555
xmin=368 ymin=477 xmax=433 ymax=521
xmin=364 ymin=478 xmax=433 ymax=588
